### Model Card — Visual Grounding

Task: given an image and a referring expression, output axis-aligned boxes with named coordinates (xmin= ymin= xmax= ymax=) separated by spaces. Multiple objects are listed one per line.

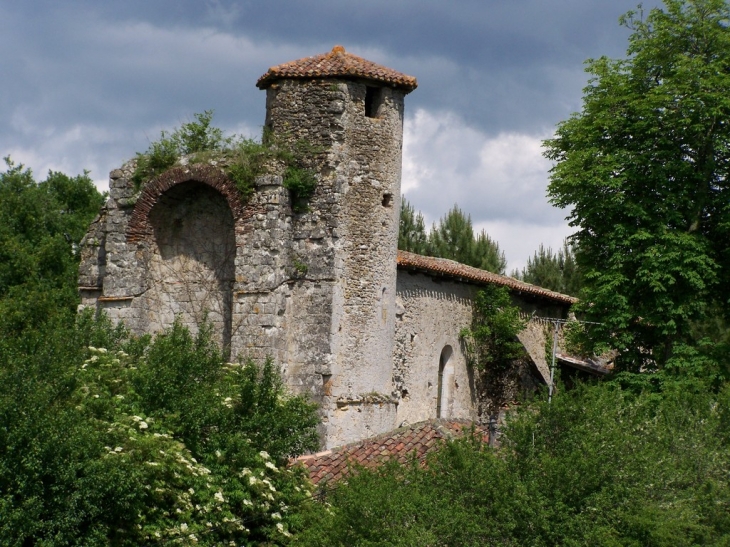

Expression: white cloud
xmin=474 ymin=220 xmax=575 ymax=275
xmin=0 ymin=13 xmax=306 ymax=189
xmin=402 ymin=107 xmax=572 ymax=272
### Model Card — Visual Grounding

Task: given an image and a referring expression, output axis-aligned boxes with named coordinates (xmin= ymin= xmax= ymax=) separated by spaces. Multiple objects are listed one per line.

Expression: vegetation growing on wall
xmin=460 ymin=285 xmax=527 ymax=412
xmin=132 ymin=111 xmax=318 ymax=212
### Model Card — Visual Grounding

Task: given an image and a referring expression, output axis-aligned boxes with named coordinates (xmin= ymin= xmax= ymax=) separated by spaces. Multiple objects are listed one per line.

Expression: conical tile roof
xmin=257 ymin=45 xmax=417 ymax=93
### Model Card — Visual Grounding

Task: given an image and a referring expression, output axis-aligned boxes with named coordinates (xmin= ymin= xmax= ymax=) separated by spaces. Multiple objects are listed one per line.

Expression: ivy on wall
xmin=460 ymin=285 xmax=527 ymax=412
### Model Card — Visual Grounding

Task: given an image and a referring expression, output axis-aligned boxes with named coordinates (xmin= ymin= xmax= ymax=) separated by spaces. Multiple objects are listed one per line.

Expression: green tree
xmin=515 ymin=241 xmax=582 ymax=296
xmin=545 ymin=0 xmax=730 ymax=370
xmin=472 ymin=229 xmax=507 ymax=274
xmin=0 ymin=317 xmax=319 ymax=546
xmin=0 ymin=158 xmax=104 ymax=334
xmin=0 ymin=158 xmax=319 ymax=545
xmin=428 ymin=204 xmax=506 ymax=274
xmin=398 ymin=196 xmax=428 ymax=254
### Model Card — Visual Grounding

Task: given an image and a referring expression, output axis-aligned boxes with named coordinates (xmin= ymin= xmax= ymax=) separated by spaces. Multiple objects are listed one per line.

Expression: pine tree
xmin=472 ymin=229 xmax=507 ymax=275
xmin=398 ymin=196 xmax=428 ymax=254
xmin=516 ymin=241 xmax=582 ymax=296
xmin=428 ymin=205 xmax=475 ymax=265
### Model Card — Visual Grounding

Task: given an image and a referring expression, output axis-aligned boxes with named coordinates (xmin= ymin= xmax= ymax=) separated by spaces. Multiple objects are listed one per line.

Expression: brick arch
xmin=127 ymin=164 xmax=246 ymax=243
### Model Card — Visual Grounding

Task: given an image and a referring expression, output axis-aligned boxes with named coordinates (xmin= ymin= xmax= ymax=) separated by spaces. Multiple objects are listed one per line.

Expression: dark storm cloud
xmin=0 ymin=0 xmax=663 ymax=268
xmin=3 ymin=0 xmax=660 ymax=132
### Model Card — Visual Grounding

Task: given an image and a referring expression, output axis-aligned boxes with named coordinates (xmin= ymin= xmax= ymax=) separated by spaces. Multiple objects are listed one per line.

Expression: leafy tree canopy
xmin=545 ymin=0 xmax=730 ymax=371
xmin=0 ymin=159 xmax=320 ymax=545
xmin=298 ymin=379 xmax=730 ymax=546
xmin=0 ymin=315 xmax=320 ymax=545
xmin=0 ymin=157 xmax=105 ymax=333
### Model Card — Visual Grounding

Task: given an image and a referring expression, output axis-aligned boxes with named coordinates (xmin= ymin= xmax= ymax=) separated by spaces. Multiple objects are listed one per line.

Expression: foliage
xmin=544 ymin=0 xmax=730 ymax=371
xmin=398 ymin=196 xmax=428 ymax=254
xmin=460 ymin=285 xmax=526 ymax=412
xmin=398 ymin=201 xmax=507 ymax=274
xmin=460 ymin=285 xmax=526 ymax=372
xmin=131 ymin=110 xmax=226 ymax=187
xmin=0 ymin=157 xmax=104 ymax=334
xmin=0 ymin=315 xmax=320 ymax=546
xmin=282 ymin=165 xmax=318 ymax=213
xmin=131 ymin=111 xmax=319 ymax=212
xmin=471 ymin=228 xmax=506 ymax=273
xmin=513 ymin=240 xmax=582 ymax=296
xmin=295 ymin=436 xmax=525 ymax=547
xmin=298 ymin=379 xmax=730 ymax=546
xmin=428 ymin=204 xmax=507 ymax=274
xmin=0 ymin=157 xmax=320 ymax=545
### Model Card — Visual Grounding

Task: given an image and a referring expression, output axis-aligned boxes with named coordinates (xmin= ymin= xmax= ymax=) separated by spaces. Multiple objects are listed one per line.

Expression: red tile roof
xmin=397 ymin=250 xmax=578 ymax=306
xmin=257 ymin=45 xmax=418 ymax=93
xmin=293 ymin=420 xmax=487 ymax=486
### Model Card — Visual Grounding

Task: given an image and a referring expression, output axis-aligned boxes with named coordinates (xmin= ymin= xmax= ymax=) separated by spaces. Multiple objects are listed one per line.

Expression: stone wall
xmin=77 ymin=59 xmax=575 ymax=451
xmin=79 ymin=76 xmax=408 ymax=449
xmin=393 ymin=269 xmax=570 ymax=425
xmin=264 ymin=79 xmax=406 ymax=447
xmin=394 ymin=270 xmax=477 ymax=426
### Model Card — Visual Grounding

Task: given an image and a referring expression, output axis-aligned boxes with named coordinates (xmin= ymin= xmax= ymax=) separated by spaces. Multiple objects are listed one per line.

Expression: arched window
xmin=437 ymin=345 xmax=454 ymax=419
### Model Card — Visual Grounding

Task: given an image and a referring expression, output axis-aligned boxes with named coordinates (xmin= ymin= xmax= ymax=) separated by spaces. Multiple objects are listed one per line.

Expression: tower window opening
xmin=365 ymin=86 xmax=383 ymax=118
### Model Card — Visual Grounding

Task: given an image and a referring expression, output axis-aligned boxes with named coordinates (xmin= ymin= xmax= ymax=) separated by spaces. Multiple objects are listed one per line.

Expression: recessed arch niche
xmin=143 ymin=179 xmax=236 ymax=349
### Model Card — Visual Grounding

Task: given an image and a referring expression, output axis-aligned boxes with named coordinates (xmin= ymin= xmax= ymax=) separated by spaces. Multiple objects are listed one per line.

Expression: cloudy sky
xmin=1 ymin=0 xmax=662 ymax=272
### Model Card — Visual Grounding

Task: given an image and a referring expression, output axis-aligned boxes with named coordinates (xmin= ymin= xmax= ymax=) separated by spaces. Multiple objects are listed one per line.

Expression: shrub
xmin=299 ymin=380 xmax=730 ymax=546
xmin=0 ymin=316 xmax=320 ymax=545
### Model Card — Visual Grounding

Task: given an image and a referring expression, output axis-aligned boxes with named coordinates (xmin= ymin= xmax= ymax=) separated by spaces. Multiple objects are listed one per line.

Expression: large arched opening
xmin=145 ymin=180 xmax=236 ymax=348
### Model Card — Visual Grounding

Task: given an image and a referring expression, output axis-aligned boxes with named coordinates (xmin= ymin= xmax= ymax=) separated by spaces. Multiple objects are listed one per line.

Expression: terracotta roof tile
xmin=397 ymin=250 xmax=577 ymax=306
xmin=257 ymin=45 xmax=417 ymax=93
xmin=292 ymin=420 xmax=487 ymax=487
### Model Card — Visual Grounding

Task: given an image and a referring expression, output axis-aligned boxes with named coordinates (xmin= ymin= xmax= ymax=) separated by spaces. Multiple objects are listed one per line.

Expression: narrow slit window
xmin=365 ymin=86 xmax=383 ymax=118
xmin=437 ymin=345 xmax=453 ymax=419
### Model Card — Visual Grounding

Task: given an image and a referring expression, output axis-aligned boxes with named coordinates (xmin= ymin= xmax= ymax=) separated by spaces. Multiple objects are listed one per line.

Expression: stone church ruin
xmin=79 ymin=46 xmax=584 ymax=449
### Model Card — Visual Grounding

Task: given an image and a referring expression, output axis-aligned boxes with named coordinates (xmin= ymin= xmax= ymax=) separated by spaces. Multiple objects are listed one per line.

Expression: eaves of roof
xmin=257 ymin=45 xmax=418 ymax=93
xmin=397 ymin=250 xmax=577 ymax=306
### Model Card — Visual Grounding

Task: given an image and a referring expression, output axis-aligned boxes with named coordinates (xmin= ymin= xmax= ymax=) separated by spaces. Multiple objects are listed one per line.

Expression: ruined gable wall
xmin=78 ymin=163 xmax=297 ymax=359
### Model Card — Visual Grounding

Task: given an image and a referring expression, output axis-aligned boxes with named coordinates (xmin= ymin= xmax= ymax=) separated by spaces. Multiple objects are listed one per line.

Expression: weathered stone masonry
xmin=79 ymin=46 xmax=577 ymax=449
